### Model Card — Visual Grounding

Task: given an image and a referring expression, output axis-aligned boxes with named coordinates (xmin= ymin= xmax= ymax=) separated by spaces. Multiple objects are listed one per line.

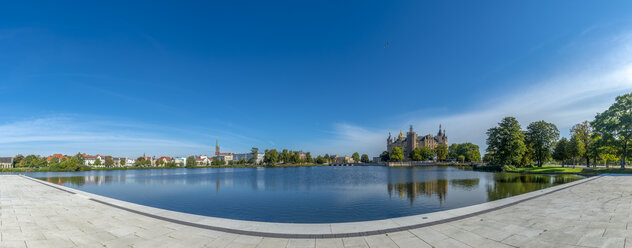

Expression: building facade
xmin=387 ymin=125 xmax=447 ymax=160
xmin=0 ymin=157 xmax=13 ymax=168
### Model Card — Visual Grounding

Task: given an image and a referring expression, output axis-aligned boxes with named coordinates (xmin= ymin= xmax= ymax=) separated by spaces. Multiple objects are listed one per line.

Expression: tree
xmin=525 ymin=121 xmax=560 ymax=167
xmin=93 ymin=158 xmax=102 ymax=166
xmin=435 ymin=144 xmax=448 ymax=161
xmin=13 ymin=154 xmax=24 ymax=167
xmin=571 ymin=121 xmax=593 ymax=166
xmin=360 ymin=154 xmax=370 ymax=163
xmin=104 ymin=156 xmax=114 ymax=167
xmin=447 ymin=143 xmax=480 ymax=162
xmin=592 ymin=93 xmax=632 ymax=169
xmin=390 ymin=147 xmax=404 ymax=161
xmin=520 ymin=142 xmax=534 ymax=167
xmin=466 ymin=149 xmax=481 ymax=162
xmin=185 ymin=156 xmax=196 ymax=168
xmin=597 ymin=145 xmax=618 ymax=168
xmin=165 ymin=161 xmax=177 ymax=168
xmin=279 ymin=149 xmax=289 ymax=163
xmin=568 ymin=135 xmax=586 ymax=165
xmin=410 ymin=148 xmax=423 ymax=161
xmin=315 ymin=155 xmax=325 ymax=164
xmin=324 ymin=154 xmax=331 ymax=163
xmin=486 ymin=117 xmax=526 ymax=166
xmin=352 ymin=152 xmax=360 ymax=163
xmin=379 ymin=151 xmax=390 ymax=162
xmin=19 ymin=155 xmax=41 ymax=167
xmin=552 ymin=137 xmax=570 ymax=164
xmin=410 ymin=147 xmax=433 ymax=161
xmin=305 ymin=152 xmax=313 ymax=163
xmin=482 ymin=153 xmax=494 ymax=163
xmin=458 ymin=155 xmax=465 ymax=163
xmin=134 ymin=157 xmax=151 ymax=167
xmin=212 ymin=157 xmax=225 ymax=165
xmin=264 ymin=149 xmax=279 ymax=165
xmin=448 ymin=144 xmax=459 ymax=159
xmin=74 ymin=153 xmax=85 ymax=165
xmin=49 ymin=157 xmax=60 ymax=167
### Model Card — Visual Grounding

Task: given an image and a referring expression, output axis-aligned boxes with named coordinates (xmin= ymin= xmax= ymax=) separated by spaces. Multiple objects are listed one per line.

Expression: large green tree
xmin=264 ymin=149 xmax=279 ymax=165
xmin=360 ymin=154 xmax=370 ymax=163
xmin=592 ymin=93 xmax=632 ymax=169
xmin=466 ymin=149 xmax=481 ymax=162
xmin=435 ymin=144 xmax=448 ymax=161
xmin=185 ymin=156 xmax=196 ymax=168
xmin=525 ymin=121 xmax=559 ymax=167
xmin=567 ymin=135 xmax=586 ymax=165
xmin=571 ymin=121 xmax=593 ymax=166
xmin=305 ymin=152 xmax=313 ymax=163
xmin=390 ymin=147 xmax=404 ymax=161
xmin=379 ymin=151 xmax=390 ymax=162
xmin=448 ymin=143 xmax=481 ymax=162
xmin=279 ymin=149 xmax=289 ymax=163
xmin=552 ymin=137 xmax=570 ymax=164
xmin=410 ymin=146 xmax=434 ymax=161
xmin=352 ymin=152 xmax=360 ymax=163
xmin=486 ymin=117 xmax=526 ymax=166
xmin=13 ymin=154 xmax=24 ymax=167
xmin=315 ymin=155 xmax=325 ymax=164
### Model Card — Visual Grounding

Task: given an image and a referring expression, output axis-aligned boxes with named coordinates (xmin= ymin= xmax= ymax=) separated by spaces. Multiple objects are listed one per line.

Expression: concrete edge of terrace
xmin=18 ymin=174 xmax=600 ymax=239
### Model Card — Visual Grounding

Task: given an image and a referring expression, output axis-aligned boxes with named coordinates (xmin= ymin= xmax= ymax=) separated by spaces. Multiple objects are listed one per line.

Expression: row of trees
xmin=11 ymin=153 xmax=89 ymax=171
xmin=485 ymin=91 xmax=632 ymax=168
xmin=262 ymin=149 xmax=370 ymax=165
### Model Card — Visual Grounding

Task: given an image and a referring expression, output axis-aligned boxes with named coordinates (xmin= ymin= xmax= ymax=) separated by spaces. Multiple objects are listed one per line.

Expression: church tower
xmin=215 ymin=138 xmax=220 ymax=156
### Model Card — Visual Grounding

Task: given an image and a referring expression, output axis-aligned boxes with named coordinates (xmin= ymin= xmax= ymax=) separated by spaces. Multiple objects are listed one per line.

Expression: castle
xmin=387 ymin=125 xmax=447 ymax=159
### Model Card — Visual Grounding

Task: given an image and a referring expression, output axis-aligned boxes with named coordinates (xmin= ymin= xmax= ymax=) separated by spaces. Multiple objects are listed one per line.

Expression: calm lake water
xmin=28 ymin=166 xmax=582 ymax=223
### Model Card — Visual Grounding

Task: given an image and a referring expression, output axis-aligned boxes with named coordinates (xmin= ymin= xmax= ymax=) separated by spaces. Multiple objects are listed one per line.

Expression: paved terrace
xmin=0 ymin=174 xmax=631 ymax=248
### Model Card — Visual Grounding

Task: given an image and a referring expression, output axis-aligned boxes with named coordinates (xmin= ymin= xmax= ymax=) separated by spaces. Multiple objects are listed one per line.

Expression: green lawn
xmin=505 ymin=165 xmax=632 ymax=175
xmin=581 ymin=167 xmax=632 ymax=175
xmin=505 ymin=165 xmax=583 ymax=174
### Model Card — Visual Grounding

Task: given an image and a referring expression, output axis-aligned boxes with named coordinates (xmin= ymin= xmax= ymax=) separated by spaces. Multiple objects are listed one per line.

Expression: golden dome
xmin=399 ymin=130 xmax=404 ymax=137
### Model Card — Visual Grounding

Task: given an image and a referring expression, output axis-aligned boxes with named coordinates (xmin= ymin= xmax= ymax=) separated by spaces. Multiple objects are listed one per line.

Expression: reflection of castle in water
xmin=388 ymin=180 xmax=449 ymax=204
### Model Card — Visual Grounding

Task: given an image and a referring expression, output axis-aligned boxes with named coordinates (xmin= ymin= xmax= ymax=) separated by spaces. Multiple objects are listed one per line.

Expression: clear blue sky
xmin=2 ymin=1 xmax=632 ymax=157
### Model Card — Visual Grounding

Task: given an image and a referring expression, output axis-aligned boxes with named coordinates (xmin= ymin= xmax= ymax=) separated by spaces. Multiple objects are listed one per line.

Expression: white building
xmin=174 ymin=157 xmax=186 ymax=166
xmin=232 ymin=153 xmax=264 ymax=163
xmin=216 ymin=154 xmax=233 ymax=162
xmin=0 ymin=157 xmax=13 ymax=168
xmin=83 ymin=154 xmax=105 ymax=166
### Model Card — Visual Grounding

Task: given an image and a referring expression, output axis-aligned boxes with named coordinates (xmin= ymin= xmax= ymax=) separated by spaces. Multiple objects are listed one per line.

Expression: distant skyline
xmin=1 ymin=1 xmax=632 ymax=157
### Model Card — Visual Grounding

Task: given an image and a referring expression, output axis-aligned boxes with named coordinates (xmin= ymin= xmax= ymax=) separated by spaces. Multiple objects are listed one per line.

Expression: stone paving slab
xmin=1 ymin=174 xmax=630 ymax=247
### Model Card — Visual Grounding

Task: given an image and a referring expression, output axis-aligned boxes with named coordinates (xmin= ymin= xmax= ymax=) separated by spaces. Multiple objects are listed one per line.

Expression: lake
xmin=27 ymin=166 xmax=583 ymax=223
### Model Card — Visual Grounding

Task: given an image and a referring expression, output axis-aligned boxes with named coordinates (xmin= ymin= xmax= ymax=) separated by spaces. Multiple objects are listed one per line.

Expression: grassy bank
xmin=502 ymin=165 xmax=632 ymax=176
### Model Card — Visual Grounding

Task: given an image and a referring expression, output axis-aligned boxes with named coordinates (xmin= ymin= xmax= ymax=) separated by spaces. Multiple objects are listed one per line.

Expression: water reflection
xmin=487 ymin=173 xmax=581 ymax=201
xmin=388 ymin=180 xmax=449 ymax=204
xmin=30 ymin=167 xmax=585 ymax=223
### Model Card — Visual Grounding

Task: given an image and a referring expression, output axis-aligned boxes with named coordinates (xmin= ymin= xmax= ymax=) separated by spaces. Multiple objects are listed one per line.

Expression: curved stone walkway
xmin=1 ymin=175 xmax=631 ymax=247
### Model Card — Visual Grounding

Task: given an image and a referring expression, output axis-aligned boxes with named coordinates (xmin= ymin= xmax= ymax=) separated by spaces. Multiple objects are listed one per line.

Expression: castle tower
xmin=406 ymin=125 xmax=418 ymax=156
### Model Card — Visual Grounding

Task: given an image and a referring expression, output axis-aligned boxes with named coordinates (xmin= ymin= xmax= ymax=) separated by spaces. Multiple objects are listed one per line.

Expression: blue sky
xmin=2 ymin=1 xmax=632 ymax=157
